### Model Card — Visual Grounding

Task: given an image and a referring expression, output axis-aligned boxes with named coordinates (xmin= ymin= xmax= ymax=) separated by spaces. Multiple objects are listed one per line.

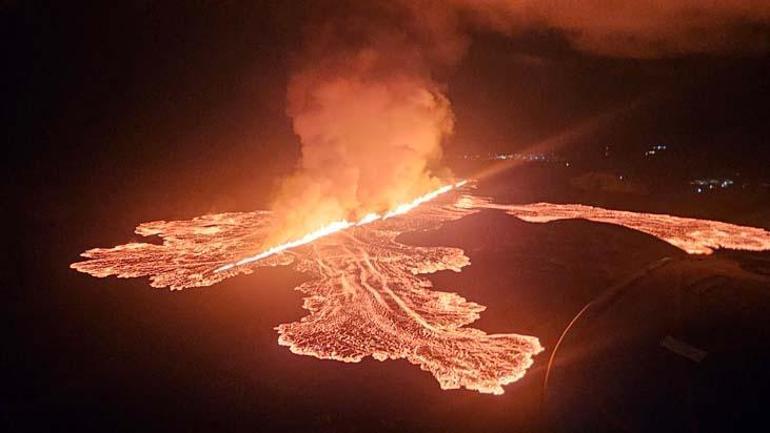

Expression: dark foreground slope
xmin=402 ymin=209 xmax=770 ymax=433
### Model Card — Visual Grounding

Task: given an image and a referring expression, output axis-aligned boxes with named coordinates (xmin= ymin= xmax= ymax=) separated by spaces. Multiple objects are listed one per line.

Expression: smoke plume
xmin=268 ymin=0 xmax=770 ymax=246
xmin=266 ymin=1 xmax=464 ymax=245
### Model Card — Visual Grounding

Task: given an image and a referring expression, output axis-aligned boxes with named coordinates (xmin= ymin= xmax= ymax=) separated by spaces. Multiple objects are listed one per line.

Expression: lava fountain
xmin=71 ymin=188 xmax=770 ymax=394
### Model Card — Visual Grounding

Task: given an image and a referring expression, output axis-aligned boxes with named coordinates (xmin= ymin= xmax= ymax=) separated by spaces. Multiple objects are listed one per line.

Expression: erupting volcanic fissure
xmin=71 ymin=185 xmax=543 ymax=394
xmin=71 ymin=189 xmax=770 ymax=394
xmin=215 ymin=181 xmax=467 ymax=273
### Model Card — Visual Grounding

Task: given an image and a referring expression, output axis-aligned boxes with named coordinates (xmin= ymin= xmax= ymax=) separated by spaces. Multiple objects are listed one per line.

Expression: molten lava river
xmin=71 ymin=190 xmax=770 ymax=394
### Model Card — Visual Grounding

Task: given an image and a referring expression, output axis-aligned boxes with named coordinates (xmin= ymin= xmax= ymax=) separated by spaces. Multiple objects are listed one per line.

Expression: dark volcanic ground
xmin=5 ymin=166 xmax=770 ymax=433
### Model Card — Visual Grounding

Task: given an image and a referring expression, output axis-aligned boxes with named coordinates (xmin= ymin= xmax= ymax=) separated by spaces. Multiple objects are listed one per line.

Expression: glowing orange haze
xmin=269 ymin=67 xmax=455 ymax=248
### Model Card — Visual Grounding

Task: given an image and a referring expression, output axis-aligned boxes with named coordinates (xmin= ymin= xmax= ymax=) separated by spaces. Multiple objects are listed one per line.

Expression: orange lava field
xmin=71 ymin=190 xmax=542 ymax=394
xmin=71 ymin=193 xmax=770 ymax=394
xmin=484 ymin=202 xmax=770 ymax=255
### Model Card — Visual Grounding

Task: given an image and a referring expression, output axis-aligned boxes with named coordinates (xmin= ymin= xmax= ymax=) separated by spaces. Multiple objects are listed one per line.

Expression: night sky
xmin=6 ymin=1 xmax=770 ymax=211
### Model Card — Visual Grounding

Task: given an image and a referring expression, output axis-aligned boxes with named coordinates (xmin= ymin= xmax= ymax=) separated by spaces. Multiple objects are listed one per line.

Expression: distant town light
xmin=645 ymin=144 xmax=668 ymax=157
xmin=690 ymin=177 xmax=734 ymax=193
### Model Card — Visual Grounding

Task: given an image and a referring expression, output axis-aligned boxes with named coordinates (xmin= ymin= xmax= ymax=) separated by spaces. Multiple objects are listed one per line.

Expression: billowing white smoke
xmin=266 ymin=1 xmax=461 ymax=245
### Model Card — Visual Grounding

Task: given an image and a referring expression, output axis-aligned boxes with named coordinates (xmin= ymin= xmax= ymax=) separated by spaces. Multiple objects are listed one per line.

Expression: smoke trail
xmin=268 ymin=0 xmax=770 ymax=246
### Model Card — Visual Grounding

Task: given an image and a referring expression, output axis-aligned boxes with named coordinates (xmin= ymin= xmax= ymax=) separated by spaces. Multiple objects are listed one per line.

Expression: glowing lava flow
xmin=71 ymin=182 xmax=544 ymax=394
xmin=479 ymin=201 xmax=770 ymax=255
xmin=214 ymin=181 xmax=467 ymax=273
xmin=70 ymin=191 xmax=770 ymax=394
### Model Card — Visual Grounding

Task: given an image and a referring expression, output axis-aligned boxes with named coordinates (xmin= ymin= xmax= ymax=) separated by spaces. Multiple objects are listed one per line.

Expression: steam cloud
xmin=268 ymin=0 xmax=770 ymax=245
xmin=267 ymin=1 xmax=464 ymax=244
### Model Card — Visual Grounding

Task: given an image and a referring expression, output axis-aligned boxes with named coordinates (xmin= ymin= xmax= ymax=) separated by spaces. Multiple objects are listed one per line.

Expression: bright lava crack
xmin=214 ymin=180 xmax=467 ymax=273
